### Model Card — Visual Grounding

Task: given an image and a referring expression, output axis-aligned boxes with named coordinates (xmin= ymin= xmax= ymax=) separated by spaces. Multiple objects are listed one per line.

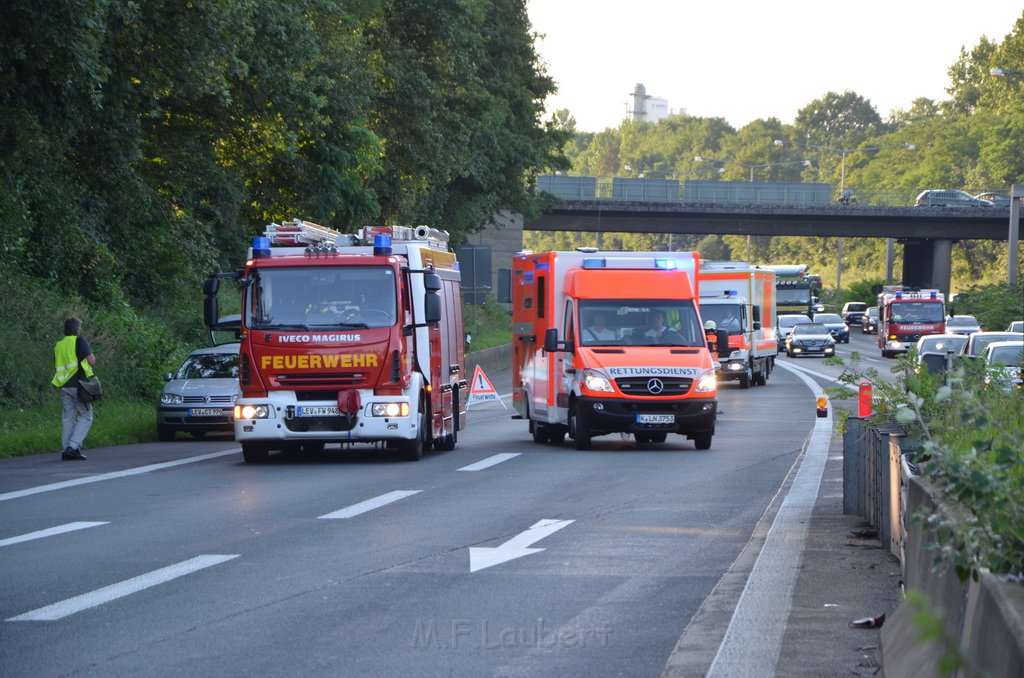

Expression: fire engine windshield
xmin=890 ymin=302 xmax=945 ymax=324
xmin=579 ymin=300 xmax=703 ymax=347
xmin=247 ymin=266 xmax=397 ymax=330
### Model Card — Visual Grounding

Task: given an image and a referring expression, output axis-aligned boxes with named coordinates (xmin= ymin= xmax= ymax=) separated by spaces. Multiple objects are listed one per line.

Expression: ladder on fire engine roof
xmin=264 ymin=219 xmax=450 ymax=250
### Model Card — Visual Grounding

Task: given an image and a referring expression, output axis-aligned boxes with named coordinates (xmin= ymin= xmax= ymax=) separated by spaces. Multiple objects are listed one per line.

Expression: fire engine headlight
xmin=371 ymin=402 xmax=409 ymax=417
xmin=887 ymin=340 xmax=903 ymax=349
xmin=161 ymin=393 xmax=183 ymax=405
xmin=235 ymin=404 xmax=270 ymax=419
xmin=582 ymin=370 xmax=614 ymax=393
xmin=695 ymin=371 xmax=717 ymax=393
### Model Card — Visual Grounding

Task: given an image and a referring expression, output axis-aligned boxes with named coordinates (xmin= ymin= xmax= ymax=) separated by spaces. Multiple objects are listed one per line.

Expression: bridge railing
xmin=536 ymin=176 xmax=978 ymax=209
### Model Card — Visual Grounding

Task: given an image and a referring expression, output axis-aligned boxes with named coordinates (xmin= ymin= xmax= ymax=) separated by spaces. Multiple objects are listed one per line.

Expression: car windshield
xmin=247 ymin=266 xmax=397 ymax=330
xmin=176 ymin=353 xmax=239 ymax=379
xmin=578 ymin=300 xmax=705 ymax=347
xmin=919 ymin=336 xmax=967 ymax=353
xmin=947 ymin=316 xmax=978 ymax=327
xmin=969 ymin=334 xmax=1020 ymax=356
xmin=845 ymin=304 xmax=867 ymax=312
xmin=988 ymin=345 xmax=1023 ymax=366
xmin=815 ymin=314 xmax=843 ymax=323
xmin=793 ymin=324 xmax=828 ymax=335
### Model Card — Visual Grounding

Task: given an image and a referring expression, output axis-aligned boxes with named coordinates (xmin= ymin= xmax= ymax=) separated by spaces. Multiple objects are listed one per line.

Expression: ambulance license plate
xmin=297 ymin=406 xmax=340 ymax=417
xmin=188 ymin=408 xmax=222 ymax=417
xmin=637 ymin=414 xmax=674 ymax=424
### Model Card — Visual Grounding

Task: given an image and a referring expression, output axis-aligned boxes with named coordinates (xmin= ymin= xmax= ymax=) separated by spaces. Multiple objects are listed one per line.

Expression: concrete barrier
xmin=844 ymin=425 xmax=1024 ymax=677
xmin=465 ymin=343 xmax=511 ymax=385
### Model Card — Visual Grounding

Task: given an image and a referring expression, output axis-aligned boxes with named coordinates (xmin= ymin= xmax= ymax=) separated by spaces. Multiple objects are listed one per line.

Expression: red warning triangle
xmin=467 ymin=365 xmax=505 ymax=409
xmin=469 ymin=365 xmax=498 ymax=396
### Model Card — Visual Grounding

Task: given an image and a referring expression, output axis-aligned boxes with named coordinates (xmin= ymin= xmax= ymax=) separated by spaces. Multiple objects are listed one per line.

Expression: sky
xmin=526 ymin=1 xmax=1022 ymax=133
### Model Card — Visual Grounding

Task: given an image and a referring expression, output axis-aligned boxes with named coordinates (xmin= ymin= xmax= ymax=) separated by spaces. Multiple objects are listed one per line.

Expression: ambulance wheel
xmin=242 ymin=442 xmax=269 ymax=463
xmin=546 ymin=427 xmax=566 ymax=444
xmin=532 ymin=423 xmax=547 ymax=444
xmin=754 ymin=370 xmax=766 ymax=386
xmin=739 ymin=367 xmax=751 ymax=389
xmin=570 ymin=402 xmax=591 ymax=450
xmin=693 ymin=432 xmax=713 ymax=450
xmin=399 ymin=408 xmax=427 ymax=461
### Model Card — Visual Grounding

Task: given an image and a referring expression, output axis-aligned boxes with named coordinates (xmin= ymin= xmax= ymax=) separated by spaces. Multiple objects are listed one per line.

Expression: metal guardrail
xmin=537 ymin=176 xmax=1011 ymax=209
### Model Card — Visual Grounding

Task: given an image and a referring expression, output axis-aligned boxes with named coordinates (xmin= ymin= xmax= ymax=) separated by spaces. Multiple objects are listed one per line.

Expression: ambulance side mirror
xmin=753 ymin=321 xmax=761 ymax=331
xmin=544 ymin=328 xmax=567 ymax=353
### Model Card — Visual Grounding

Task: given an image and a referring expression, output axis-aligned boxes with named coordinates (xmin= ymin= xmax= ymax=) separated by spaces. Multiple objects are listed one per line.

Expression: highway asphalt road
xmin=0 ymin=333 xmax=889 ymax=677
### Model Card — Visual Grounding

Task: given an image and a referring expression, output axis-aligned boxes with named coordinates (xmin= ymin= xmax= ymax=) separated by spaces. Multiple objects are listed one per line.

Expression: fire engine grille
xmin=283 ymin=410 xmax=357 ymax=433
xmin=615 ymin=377 xmax=692 ymax=396
xmin=274 ymin=373 xmax=366 ymax=388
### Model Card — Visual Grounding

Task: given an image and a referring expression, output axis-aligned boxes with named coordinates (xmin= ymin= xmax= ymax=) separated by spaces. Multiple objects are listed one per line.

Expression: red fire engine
xmin=203 ymin=220 xmax=466 ymax=462
xmin=877 ymin=286 xmax=946 ymax=358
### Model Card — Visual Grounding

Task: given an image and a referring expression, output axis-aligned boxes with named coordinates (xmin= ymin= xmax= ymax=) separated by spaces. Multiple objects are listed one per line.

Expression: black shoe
xmin=61 ymin=447 xmax=74 ymax=460
xmin=65 ymin=448 xmax=87 ymax=460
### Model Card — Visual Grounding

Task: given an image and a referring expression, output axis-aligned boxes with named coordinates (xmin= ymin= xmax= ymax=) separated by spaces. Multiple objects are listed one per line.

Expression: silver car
xmin=944 ymin=315 xmax=981 ymax=336
xmin=157 ymin=343 xmax=240 ymax=440
xmin=983 ymin=340 xmax=1024 ymax=392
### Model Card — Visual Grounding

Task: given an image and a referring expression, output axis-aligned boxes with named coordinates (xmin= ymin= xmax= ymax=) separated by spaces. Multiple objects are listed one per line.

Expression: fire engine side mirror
xmin=203 ymin=294 xmax=218 ymax=329
xmin=423 ymin=272 xmax=442 ymax=324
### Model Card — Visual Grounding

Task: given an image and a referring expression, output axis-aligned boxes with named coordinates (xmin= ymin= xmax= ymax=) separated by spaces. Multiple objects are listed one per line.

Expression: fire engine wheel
xmin=241 ymin=442 xmax=269 ymax=464
xmin=569 ymin=402 xmax=591 ymax=450
xmin=693 ymin=432 xmax=713 ymax=450
xmin=399 ymin=408 xmax=427 ymax=461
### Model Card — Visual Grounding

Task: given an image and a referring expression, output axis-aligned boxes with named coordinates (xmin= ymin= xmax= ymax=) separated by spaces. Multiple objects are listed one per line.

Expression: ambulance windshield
xmin=579 ymin=300 xmax=703 ymax=347
xmin=247 ymin=266 xmax=397 ymax=330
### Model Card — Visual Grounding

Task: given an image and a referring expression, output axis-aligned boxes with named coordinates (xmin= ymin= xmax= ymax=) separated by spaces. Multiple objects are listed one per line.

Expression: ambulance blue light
xmin=252 ymin=236 xmax=271 ymax=258
xmin=654 ymin=258 xmax=677 ymax=270
xmin=726 ymin=289 xmax=738 ymax=296
xmin=582 ymin=258 xmax=607 ymax=268
xmin=373 ymin=234 xmax=392 ymax=256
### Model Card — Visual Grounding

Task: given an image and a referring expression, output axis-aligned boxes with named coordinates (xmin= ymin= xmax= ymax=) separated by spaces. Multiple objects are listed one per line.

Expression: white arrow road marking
xmin=457 ymin=453 xmax=521 ymax=472
xmin=319 ymin=490 xmax=421 ymax=519
xmin=469 ymin=519 xmax=575 ymax=573
xmin=7 ymin=554 xmax=239 ymax=621
xmin=0 ymin=522 xmax=109 ymax=549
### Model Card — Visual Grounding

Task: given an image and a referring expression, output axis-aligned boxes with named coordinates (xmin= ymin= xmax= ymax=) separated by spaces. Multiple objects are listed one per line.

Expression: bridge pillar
xmin=901 ymin=239 xmax=952 ymax=295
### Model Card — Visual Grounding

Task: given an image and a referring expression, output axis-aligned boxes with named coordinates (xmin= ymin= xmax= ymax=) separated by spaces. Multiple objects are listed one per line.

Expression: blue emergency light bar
xmin=654 ymin=258 xmax=677 ymax=270
xmin=252 ymin=236 xmax=271 ymax=258
xmin=373 ymin=234 xmax=392 ymax=256
xmin=582 ymin=258 xmax=606 ymax=268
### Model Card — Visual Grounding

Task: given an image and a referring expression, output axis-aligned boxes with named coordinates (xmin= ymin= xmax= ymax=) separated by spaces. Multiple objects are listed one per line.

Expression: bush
xmin=833 ymin=353 xmax=1024 ymax=580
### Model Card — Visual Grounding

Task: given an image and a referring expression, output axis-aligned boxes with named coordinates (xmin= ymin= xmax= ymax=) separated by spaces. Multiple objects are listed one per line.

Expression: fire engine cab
xmin=203 ymin=219 xmax=466 ymax=462
xmin=512 ymin=250 xmax=718 ymax=450
xmin=877 ymin=286 xmax=946 ymax=358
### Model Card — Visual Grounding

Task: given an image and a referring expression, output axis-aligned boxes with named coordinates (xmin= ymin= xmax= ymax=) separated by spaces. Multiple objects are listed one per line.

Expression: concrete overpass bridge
xmin=466 ymin=200 xmax=1019 ymax=298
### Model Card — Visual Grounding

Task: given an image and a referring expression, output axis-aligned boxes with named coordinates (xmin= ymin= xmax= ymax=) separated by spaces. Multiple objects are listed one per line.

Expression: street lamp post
xmin=991 ymin=68 xmax=1024 ymax=287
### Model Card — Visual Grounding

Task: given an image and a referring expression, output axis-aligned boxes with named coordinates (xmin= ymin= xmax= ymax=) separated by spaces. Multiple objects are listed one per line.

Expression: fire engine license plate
xmin=188 ymin=408 xmax=222 ymax=417
xmin=637 ymin=414 xmax=674 ymax=424
xmin=297 ymin=406 xmax=340 ymax=417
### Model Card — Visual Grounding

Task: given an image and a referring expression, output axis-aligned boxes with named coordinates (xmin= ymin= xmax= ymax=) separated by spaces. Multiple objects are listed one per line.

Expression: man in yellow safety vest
xmin=52 ymin=317 xmax=96 ymax=460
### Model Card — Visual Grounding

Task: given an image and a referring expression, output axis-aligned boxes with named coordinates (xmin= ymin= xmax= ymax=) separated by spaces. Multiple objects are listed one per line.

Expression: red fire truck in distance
xmin=203 ymin=220 xmax=466 ymax=463
xmin=512 ymin=250 xmax=718 ymax=450
xmin=877 ymin=286 xmax=946 ymax=358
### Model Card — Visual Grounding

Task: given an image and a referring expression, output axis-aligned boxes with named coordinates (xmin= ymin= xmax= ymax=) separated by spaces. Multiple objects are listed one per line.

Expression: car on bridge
xmin=914 ymin=189 xmax=994 ymax=208
xmin=973 ymin=192 xmax=1022 ymax=208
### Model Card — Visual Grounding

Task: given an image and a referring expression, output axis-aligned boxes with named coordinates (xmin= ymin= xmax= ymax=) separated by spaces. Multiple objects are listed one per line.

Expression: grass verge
xmin=1 ymin=399 xmax=158 ymax=459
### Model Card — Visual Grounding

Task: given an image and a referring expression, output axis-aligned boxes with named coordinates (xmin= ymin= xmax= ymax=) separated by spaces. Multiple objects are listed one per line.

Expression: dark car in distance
xmin=841 ymin=302 xmax=869 ymax=325
xmin=812 ymin=313 xmax=850 ymax=343
xmin=861 ymin=307 xmax=880 ymax=334
xmin=785 ymin=323 xmax=837 ymax=358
